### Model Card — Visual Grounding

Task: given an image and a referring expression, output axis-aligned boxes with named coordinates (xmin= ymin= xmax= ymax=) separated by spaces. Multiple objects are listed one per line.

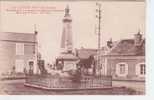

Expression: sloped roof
xmin=57 ymin=52 xmax=78 ymax=60
xmin=76 ymin=48 xmax=97 ymax=59
xmin=0 ymin=32 xmax=36 ymax=42
xmin=107 ymin=39 xmax=145 ymax=56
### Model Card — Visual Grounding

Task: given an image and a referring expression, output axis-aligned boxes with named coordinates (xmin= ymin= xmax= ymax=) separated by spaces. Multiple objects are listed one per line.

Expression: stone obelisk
xmin=61 ymin=5 xmax=73 ymax=53
xmin=56 ymin=6 xmax=78 ymax=71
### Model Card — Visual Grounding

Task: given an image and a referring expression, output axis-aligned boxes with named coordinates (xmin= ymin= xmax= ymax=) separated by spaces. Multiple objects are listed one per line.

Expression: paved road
xmin=0 ymin=79 xmax=140 ymax=95
xmin=112 ymin=80 xmax=145 ymax=94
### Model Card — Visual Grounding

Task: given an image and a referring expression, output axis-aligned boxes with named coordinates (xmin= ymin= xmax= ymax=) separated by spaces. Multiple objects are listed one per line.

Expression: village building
xmin=0 ymin=32 xmax=37 ymax=76
xmin=101 ymin=31 xmax=145 ymax=92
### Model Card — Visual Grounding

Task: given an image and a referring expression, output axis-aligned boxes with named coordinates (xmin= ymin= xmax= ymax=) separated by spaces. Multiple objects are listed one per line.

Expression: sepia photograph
xmin=0 ymin=0 xmax=145 ymax=95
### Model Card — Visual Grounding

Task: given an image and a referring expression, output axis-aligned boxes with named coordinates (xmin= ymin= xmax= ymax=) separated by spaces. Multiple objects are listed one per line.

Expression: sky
xmin=0 ymin=1 xmax=145 ymax=63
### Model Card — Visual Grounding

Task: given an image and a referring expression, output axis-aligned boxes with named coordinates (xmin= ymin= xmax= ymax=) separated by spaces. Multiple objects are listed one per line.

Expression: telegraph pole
xmin=96 ymin=2 xmax=102 ymax=76
xmin=34 ymin=24 xmax=39 ymax=74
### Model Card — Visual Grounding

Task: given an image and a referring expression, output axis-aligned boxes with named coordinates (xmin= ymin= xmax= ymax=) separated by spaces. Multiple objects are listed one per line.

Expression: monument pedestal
xmin=56 ymin=52 xmax=79 ymax=71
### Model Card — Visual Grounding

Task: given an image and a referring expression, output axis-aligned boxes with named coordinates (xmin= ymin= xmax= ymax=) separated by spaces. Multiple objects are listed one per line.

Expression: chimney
xmin=107 ymin=38 xmax=113 ymax=48
xmin=134 ymin=30 xmax=142 ymax=46
xmin=34 ymin=24 xmax=38 ymax=35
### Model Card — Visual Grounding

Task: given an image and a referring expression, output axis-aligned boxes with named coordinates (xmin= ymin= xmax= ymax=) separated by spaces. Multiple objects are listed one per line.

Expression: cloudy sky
xmin=0 ymin=1 xmax=145 ymax=63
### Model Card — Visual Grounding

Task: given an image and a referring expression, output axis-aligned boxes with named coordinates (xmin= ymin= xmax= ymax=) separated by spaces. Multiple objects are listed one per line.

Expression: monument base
xmin=56 ymin=52 xmax=79 ymax=71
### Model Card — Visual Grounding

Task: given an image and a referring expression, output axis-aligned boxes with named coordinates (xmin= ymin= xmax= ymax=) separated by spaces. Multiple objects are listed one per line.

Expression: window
xmin=140 ymin=64 xmax=145 ymax=75
xmin=119 ymin=64 xmax=125 ymax=74
xmin=16 ymin=43 xmax=24 ymax=55
xmin=136 ymin=63 xmax=145 ymax=77
xmin=116 ymin=62 xmax=128 ymax=77
xmin=15 ymin=59 xmax=24 ymax=72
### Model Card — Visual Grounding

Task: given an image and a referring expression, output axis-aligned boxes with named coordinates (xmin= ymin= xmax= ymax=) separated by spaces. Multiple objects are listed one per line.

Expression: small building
xmin=102 ymin=31 xmax=145 ymax=93
xmin=75 ymin=48 xmax=97 ymax=75
xmin=0 ymin=32 xmax=37 ymax=75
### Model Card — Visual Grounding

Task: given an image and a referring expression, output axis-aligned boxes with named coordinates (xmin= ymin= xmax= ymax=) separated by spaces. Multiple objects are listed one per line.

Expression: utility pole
xmin=96 ymin=2 xmax=102 ymax=76
xmin=34 ymin=24 xmax=39 ymax=74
